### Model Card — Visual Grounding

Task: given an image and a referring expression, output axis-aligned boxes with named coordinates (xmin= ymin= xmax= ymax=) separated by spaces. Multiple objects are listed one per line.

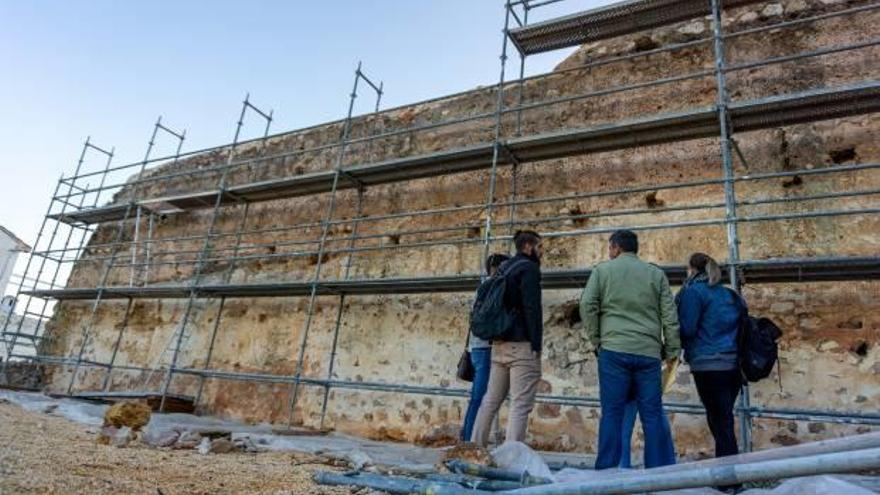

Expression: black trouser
xmin=692 ymin=369 xmax=741 ymax=458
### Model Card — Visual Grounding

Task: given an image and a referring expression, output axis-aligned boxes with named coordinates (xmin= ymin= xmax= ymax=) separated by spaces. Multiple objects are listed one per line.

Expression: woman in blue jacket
xmin=676 ymin=253 xmax=744 ymax=458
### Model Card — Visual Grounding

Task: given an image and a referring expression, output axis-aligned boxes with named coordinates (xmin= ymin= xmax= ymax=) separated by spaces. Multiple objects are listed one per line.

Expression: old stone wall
xmin=40 ymin=0 xmax=879 ymax=458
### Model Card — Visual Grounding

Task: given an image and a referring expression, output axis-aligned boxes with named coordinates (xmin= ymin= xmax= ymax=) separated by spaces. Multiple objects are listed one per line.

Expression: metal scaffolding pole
xmin=318 ymin=187 xmax=365 ymax=429
xmin=318 ymin=75 xmax=384 ymax=429
xmin=3 ymin=138 xmax=109 ymax=371
xmin=11 ymin=0 xmax=880 ymax=445
xmin=0 ymin=179 xmax=63 ymax=367
xmin=102 ymin=121 xmax=186 ymax=392
xmin=481 ymin=0 xmax=514 ymax=271
xmin=67 ymin=118 xmax=185 ymax=395
xmin=158 ymin=96 xmax=272 ymax=411
xmin=287 ymin=62 xmax=383 ymax=427
xmin=710 ymin=0 xmax=752 ymax=453
xmin=192 ymin=108 xmax=272 ymax=409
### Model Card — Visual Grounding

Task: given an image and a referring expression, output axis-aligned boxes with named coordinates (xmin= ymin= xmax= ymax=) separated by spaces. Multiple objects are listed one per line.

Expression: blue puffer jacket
xmin=675 ymin=275 xmax=743 ymax=365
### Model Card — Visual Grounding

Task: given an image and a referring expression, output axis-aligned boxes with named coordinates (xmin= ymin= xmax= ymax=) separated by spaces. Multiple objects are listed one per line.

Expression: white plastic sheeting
xmin=493 ymin=441 xmax=555 ymax=480
xmin=741 ymin=475 xmax=878 ymax=494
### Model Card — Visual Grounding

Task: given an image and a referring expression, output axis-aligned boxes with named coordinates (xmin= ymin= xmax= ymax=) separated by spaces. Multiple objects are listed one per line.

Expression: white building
xmin=0 ymin=225 xmax=31 ymax=300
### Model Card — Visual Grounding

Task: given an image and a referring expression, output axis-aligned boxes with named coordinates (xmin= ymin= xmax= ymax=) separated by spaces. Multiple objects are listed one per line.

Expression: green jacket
xmin=579 ymin=253 xmax=681 ymax=360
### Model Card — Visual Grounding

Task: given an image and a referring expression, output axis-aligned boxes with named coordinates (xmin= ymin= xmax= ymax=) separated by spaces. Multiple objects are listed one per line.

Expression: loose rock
xmin=232 ymin=435 xmax=261 ymax=453
xmin=440 ymin=442 xmax=494 ymax=468
xmin=143 ymin=428 xmax=180 ymax=448
xmin=174 ymin=430 xmax=202 ymax=449
xmin=739 ymin=11 xmax=759 ymax=23
xmin=103 ymin=401 xmax=151 ymax=431
xmin=345 ymin=450 xmax=373 ymax=470
xmin=677 ymin=21 xmax=705 ymax=36
xmin=761 ymin=3 xmax=784 ymax=17
xmin=208 ymin=437 xmax=236 ymax=454
xmin=97 ymin=425 xmax=134 ymax=447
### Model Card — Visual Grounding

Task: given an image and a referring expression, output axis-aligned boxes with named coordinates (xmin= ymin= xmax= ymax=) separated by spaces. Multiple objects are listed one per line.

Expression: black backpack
xmin=728 ymin=289 xmax=783 ymax=383
xmin=469 ymin=260 xmax=528 ymax=341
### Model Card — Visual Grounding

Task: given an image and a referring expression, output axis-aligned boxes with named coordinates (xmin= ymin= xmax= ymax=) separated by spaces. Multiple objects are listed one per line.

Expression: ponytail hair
xmin=688 ymin=252 xmax=722 ymax=286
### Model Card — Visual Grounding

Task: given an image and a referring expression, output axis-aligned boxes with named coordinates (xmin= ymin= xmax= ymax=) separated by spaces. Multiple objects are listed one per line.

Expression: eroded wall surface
xmin=41 ymin=0 xmax=879 ymax=457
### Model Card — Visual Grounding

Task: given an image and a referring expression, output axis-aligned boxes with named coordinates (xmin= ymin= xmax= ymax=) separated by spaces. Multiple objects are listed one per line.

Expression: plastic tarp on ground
xmin=4 ymin=390 xmax=878 ymax=493
xmin=0 ymin=390 xmax=587 ymax=473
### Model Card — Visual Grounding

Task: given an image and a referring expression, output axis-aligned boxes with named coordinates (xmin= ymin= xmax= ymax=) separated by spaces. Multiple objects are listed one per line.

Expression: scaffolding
xmin=3 ymin=0 xmax=880 ymax=452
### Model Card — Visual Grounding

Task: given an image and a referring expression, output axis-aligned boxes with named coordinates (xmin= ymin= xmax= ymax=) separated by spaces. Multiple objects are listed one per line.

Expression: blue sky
xmin=0 ymin=1 xmax=598 ymax=271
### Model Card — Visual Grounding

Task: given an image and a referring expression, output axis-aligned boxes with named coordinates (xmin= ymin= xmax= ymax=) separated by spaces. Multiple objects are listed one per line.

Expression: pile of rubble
xmin=96 ymin=400 xmax=261 ymax=454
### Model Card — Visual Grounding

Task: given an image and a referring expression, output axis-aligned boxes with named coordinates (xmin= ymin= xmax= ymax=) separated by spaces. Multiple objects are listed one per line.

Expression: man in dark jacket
xmin=471 ymin=230 xmax=543 ymax=446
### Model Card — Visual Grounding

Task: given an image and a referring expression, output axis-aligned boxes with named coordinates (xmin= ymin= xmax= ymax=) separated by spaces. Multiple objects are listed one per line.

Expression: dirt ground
xmin=0 ymin=400 xmax=353 ymax=495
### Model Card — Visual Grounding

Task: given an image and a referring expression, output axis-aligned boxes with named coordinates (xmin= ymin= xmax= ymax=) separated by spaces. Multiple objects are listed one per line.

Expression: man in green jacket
xmin=580 ymin=229 xmax=680 ymax=469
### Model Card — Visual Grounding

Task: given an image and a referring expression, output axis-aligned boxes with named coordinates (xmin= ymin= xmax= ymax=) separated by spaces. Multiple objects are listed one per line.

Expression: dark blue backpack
xmin=469 ymin=260 xmax=528 ymax=341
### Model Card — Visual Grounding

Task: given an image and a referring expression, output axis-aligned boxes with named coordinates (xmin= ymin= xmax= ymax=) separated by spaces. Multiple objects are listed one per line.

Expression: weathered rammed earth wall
xmin=42 ymin=0 xmax=878 ymax=458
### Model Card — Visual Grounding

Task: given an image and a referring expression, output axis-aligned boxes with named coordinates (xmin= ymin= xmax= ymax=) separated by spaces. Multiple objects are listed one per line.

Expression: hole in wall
xmin=837 ymin=317 xmax=863 ymax=330
xmin=645 ymin=191 xmax=665 ymax=208
xmin=782 ymin=175 xmax=803 ymax=188
xmin=565 ymin=304 xmax=582 ymax=327
xmin=633 ymin=35 xmax=660 ymax=52
xmin=568 ymin=206 xmax=588 ymax=227
xmin=829 ymin=147 xmax=857 ymax=164
xmin=851 ymin=341 xmax=869 ymax=357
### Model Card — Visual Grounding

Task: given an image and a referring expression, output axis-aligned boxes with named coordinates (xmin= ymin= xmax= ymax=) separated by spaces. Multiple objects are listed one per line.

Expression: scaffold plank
xmin=507 ymin=0 xmax=764 ymax=55
xmin=22 ymin=257 xmax=880 ymax=300
xmin=47 ymin=82 xmax=880 ymax=225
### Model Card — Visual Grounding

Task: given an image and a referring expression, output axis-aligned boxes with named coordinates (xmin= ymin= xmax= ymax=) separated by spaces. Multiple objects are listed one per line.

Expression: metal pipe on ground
xmin=445 ymin=460 xmax=552 ymax=485
xmin=641 ymin=430 xmax=880 ymax=476
xmin=423 ymin=473 xmax=527 ymax=491
xmin=313 ymin=471 xmax=491 ymax=495
xmin=508 ymin=446 xmax=880 ymax=495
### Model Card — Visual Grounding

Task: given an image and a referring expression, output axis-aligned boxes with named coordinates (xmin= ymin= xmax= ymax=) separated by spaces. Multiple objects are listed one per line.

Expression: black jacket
xmin=500 ymin=252 xmax=543 ymax=353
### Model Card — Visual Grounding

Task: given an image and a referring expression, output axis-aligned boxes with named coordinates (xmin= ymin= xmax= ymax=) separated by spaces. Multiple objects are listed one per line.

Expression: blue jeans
xmin=461 ymin=347 xmax=492 ymax=441
xmin=596 ymin=349 xmax=676 ymax=469
xmin=619 ymin=399 xmax=675 ymax=468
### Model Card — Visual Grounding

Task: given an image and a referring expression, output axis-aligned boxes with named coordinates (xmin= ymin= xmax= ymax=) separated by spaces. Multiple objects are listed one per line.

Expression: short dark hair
xmin=485 ymin=253 xmax=510 ymax=274
xmin=609 ymin=229 xmax=638 ymax=253
xmin=513 ymin=230 xmax=542 ymax=253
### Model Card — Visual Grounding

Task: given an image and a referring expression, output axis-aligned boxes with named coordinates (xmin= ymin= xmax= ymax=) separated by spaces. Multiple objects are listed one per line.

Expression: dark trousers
xmin=461 ymin=347 xmax=492 ymax=441
xmin=692 ymin=369 xmax=741 ymax=457
xmin=596 ymin=349 xmax=676 ymax=469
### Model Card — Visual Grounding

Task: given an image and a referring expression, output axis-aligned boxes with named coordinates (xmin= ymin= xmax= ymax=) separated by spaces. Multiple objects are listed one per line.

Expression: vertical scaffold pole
xmin=0 ymin=178 xmax=63 ymax=367
xmin=101 ymin=118 xmax=187 ymax=392
xmin=10 ymin=140 xmax=110 ymax=382
xmin=317 ymin=80 xmax=381 ymax=428
xmin=158 ymin=96 xmax=271 ymax=411
xmin=710 ymin=0 xmax=751 ymax=452
xmin=318 ymin=187 xmax=364 ymax=429
xmin=481 ymin=1 xmax=513 ymax=273
xmin=1 ymin=137 xmax=99 ymax=366
xmin=193 ymin=113 xmax=272 ymax=409
xmin=286 ymin=65 xmax=361 ymax=427
xmin=69 ymin=123 xmax=186 ymax=394
xmin=509 ymin=1 xmax=528 ymax=238
xmin=287 ymin=63 xmax=383 ymax=427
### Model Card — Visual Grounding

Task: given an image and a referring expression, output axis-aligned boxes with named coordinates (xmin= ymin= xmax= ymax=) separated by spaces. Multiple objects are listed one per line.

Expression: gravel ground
xmin=0 ymin=400 xmax=352 ymax=495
